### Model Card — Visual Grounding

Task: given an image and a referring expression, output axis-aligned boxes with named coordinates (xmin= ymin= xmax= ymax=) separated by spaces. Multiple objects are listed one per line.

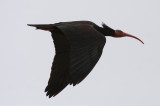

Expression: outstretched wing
xmin=45 ymin=28 xmax=70 ymax=97
xmin=58 ymin=25 xmax=106 ymax=86
xmin=45 ymin=23 xmax=106 ymax=98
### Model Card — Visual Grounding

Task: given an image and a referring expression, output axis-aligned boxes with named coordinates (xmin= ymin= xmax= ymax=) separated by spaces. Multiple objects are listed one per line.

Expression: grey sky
xmin=0 ymin=0 xmax=160 ymax=106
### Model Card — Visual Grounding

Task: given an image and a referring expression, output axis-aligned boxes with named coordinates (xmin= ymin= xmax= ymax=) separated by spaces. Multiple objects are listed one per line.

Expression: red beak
xmin=123 ymin=32 xmax=144 ymax=44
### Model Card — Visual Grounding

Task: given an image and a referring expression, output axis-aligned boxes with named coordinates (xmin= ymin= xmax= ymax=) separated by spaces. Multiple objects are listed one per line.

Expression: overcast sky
xmin=0 ymin=0 xmax=160 ymax=106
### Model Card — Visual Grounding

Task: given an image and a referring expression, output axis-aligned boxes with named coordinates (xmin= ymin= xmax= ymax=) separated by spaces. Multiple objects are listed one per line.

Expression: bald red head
xmin=112 ymin=30 xmax=144 ymax=44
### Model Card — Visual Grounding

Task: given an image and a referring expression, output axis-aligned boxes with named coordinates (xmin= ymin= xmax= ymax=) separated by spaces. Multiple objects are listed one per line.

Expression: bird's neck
xmin=94 ymin=25 xmax=115 ymax=36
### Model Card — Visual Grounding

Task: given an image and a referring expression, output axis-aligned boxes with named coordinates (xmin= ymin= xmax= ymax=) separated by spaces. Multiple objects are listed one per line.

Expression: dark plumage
xmin=28 ymin=21 xmax=143 ymax=98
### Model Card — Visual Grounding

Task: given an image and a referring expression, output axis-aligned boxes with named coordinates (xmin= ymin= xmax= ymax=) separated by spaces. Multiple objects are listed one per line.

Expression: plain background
xmin=0 ymin=0 xmax=160 ymax=106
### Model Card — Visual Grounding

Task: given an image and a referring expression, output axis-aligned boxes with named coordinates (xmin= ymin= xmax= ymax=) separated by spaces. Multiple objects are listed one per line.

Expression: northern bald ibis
xmin=28 ymin=21 xmax=143 ymax=98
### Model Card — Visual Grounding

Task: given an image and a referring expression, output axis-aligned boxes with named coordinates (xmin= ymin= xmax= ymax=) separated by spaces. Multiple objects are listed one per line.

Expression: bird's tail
xmin=27 ymin=24 xmax=54 ymax=31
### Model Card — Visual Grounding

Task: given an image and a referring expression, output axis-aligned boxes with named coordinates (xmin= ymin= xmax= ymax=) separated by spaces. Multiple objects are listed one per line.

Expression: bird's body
xmin=28 ymin=21 xmax=143 ymax=98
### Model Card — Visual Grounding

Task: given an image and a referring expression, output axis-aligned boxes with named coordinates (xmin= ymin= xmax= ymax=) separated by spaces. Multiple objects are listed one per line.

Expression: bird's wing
xmin=57 ymin=24 xmax=106 ymax=85
xmin=45 ymin=24 xmax=106 ymax=97
xmin=45 ymin=27 xmax=71 ymax=97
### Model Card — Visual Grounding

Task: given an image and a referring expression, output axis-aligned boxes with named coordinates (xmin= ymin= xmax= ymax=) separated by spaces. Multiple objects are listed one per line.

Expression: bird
xmin=28 ymin=21 xmax=144 ymax=98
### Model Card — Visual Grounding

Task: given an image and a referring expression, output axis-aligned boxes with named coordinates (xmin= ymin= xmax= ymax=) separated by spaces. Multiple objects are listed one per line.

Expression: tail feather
xmin=27 ymin=24 xmax=54 ymax=31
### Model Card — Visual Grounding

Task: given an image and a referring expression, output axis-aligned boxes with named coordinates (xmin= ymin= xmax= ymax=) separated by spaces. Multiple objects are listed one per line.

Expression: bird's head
xmin=101 ymin=23 xmax=144 ymax=44
xmin=112 ymin=30 xmax=144 ymax=44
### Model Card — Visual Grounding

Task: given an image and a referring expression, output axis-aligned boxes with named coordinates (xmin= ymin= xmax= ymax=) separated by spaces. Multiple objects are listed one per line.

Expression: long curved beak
xmin=27 ymin=24 xmax=53 ymax=31
xmin=123 ymin=32 xmax=144 ymax=44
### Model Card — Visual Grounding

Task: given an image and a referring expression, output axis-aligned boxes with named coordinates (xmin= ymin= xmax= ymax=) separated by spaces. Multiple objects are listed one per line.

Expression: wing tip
xmin=44 ymin=82 xmax=68 ymax=98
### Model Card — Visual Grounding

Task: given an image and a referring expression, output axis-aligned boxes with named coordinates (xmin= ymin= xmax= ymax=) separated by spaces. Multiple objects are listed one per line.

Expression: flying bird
xmin=28 ymin=21 xmax=144 ymax=98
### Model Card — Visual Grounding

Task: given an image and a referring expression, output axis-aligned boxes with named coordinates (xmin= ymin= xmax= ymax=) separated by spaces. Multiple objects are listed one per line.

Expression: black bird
xmin=28 ymin=21 xmax=143 ymax=98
